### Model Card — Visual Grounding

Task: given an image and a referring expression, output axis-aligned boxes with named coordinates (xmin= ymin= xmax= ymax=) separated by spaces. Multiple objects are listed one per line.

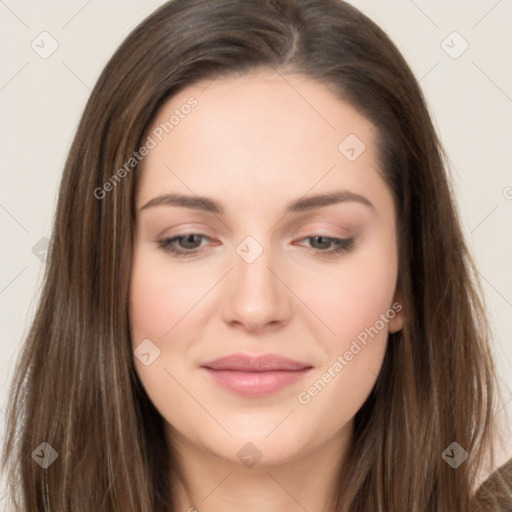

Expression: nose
xmin=220 ymin=239 xmax=293 ymax=333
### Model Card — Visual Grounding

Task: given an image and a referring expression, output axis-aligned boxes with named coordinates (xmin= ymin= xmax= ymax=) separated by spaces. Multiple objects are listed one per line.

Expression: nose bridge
xmin=221 ymin=233 xmax=292 ymax=330
xmin=234 ymin=233 xmax=278 ymax=300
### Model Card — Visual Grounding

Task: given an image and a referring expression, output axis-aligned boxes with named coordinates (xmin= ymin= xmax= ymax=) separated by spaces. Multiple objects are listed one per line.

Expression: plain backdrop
xmin=1 ymin=0 xmax=511 ymax=500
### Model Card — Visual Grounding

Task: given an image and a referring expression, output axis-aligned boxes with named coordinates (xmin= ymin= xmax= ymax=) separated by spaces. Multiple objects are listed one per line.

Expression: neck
xmin=168 ymin=422 xmax=353 ymax=512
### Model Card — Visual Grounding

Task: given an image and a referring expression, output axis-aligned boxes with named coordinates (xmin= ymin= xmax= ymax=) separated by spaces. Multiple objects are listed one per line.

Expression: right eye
xmin=158 ymin=233 xmax=214 ymax=257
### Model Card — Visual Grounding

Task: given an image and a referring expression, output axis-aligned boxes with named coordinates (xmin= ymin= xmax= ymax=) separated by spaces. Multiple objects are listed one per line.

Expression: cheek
xmin=304 ymin=242 xmax=398 ymax=349
xmin=129 ymin=246 xmax=222 ymax=410
xmin=129 ymin=271 xmax=169 ymax=346
xmin=129 ymin=249 xmax=202 ymax=423
xmin=129 ymin=247 xmax=211 ymax=345
xmin=295 ymin=261 xmax=394 ymax=428
xmin=294 ymin=235 xmax=398 ymax=417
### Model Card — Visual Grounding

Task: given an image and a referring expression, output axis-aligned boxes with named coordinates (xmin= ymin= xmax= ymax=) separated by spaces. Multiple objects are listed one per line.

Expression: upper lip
xmin=201 ymin=353 xmax=312 ymax=372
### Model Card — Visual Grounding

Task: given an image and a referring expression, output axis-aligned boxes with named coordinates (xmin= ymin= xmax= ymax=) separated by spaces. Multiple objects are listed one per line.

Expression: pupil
xmin=313 ymin=236 xmax=330 ymax=249
xmin=182 ymin=235 xmax=200 ymax=249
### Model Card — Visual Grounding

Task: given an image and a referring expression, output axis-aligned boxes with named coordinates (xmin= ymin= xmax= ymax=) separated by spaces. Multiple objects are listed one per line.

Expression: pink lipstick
xmin=201 ymin=353 xmax=313 ymax=398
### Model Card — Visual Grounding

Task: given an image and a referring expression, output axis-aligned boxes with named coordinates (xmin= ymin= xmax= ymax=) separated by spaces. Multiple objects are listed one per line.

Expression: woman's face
xmin=130 ymin=70 xmax=403 ymax=466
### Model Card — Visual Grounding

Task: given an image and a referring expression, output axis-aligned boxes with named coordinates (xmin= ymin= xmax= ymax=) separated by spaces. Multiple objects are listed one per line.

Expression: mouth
xmin=200 ymin=353 xmax=313 ymax=398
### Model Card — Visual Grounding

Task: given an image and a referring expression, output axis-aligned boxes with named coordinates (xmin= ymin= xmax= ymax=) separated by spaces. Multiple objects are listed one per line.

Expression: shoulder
xmin=474 ymin=458 xmax=512 ymax=511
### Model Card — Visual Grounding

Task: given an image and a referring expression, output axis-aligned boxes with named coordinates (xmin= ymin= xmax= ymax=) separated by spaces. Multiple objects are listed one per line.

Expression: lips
xmin=202 ymin=353 xmax=311 ymax=371
xmin=201 ymin=353 xmax=313 ymax=397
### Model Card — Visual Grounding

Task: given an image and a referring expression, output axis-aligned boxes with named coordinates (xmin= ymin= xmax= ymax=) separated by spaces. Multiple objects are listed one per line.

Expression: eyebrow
xmin=139 ymin=189 xmax=375 ymax=215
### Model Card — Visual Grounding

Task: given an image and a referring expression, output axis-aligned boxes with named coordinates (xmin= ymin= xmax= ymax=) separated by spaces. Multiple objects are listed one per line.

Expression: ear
xmin=388 ymin=287 xmax=404 ymax=334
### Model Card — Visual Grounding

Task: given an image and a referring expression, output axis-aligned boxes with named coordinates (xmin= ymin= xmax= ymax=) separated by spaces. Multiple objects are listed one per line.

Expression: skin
xmin=129 ymin=70 xmax=404 ymax=512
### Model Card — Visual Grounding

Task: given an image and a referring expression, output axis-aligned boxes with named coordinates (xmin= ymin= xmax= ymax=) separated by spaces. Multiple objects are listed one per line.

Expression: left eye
xmin=297 ymin=235 xmax=355 ymax=256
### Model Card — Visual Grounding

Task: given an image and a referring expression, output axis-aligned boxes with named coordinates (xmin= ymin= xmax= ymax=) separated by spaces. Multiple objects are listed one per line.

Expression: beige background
xmin=1 ymin=0 xmax=511 ymax=505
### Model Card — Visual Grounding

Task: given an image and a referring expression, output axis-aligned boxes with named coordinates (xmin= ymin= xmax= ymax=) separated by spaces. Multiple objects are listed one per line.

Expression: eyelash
xmin=157 ymin=233 xmax=355 ymax=258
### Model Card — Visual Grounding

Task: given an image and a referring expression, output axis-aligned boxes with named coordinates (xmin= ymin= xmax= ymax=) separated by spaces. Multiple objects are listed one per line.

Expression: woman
xmin=2 ymin=0 xmax=511 ymax=510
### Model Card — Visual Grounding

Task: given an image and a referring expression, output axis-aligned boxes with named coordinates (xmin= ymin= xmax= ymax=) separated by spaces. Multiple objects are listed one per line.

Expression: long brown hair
xmin=2 ymin=0 xmax=511 ymax=510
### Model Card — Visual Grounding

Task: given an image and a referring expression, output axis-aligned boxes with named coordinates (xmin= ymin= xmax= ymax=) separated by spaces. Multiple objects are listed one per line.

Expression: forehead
xmin=135 ymin=70 xmax=388 ymax=216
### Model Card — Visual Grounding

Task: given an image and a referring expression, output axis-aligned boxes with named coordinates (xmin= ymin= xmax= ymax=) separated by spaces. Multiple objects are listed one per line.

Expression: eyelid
xmin=295 ymin=222 xmax=353 ymax=238
xmin=155 ymin=223 xmax=216 ymax=239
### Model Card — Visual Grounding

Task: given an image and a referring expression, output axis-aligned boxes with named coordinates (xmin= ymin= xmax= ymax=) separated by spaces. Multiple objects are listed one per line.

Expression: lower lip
xmin=202 ymin=368 xmax=311 ymax=397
